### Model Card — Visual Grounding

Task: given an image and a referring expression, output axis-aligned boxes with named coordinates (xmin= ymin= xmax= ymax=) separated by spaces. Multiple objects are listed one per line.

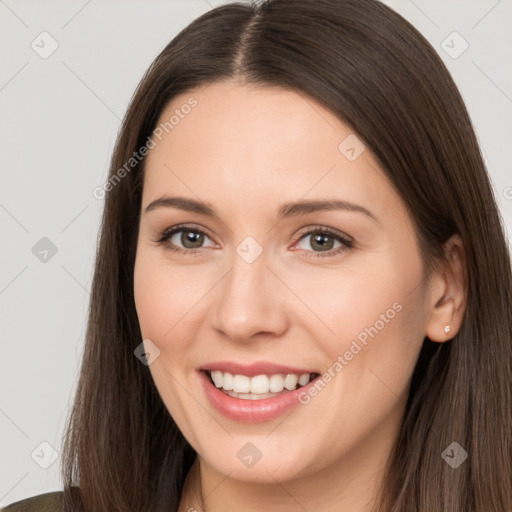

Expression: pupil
xmin=179 ymin=231 xmax=335 ymax=251
xmin=183 ymin=231 xmax=203 ymax=248
xmin=313 ymin=233 xmax=333 ymax=251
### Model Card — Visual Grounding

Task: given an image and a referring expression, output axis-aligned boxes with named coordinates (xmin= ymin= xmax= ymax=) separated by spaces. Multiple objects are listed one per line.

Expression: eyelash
xmin=153 ymin=223 xmax=354 ymax=259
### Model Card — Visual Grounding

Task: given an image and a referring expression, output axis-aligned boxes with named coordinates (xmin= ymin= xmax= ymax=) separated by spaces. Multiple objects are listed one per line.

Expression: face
xmin=133 ymin=81 xmax=432 ymax=484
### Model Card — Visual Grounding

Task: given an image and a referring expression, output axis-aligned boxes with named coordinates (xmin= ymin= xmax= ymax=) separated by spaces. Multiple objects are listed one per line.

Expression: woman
xmin=3 ymin=0 xmax=511 ymax=510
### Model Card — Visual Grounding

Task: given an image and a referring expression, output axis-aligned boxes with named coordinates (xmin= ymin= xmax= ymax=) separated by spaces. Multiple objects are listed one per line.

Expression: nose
xmin=211 ymin=248 xmax=289 ymax=344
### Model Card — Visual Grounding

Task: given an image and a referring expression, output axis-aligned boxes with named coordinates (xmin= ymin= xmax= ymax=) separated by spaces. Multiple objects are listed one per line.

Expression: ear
xmin=424 ymin=234 xmax=467 ymax=343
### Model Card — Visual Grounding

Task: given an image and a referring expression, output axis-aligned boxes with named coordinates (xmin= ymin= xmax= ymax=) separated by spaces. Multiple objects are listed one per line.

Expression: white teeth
xmin=211 ymin=370 xmax=223 ymax=388
xmin=250 ymin=375 xmax=269 ymax=394
xmin=284 ymin=374 xmax=299 ymax=390
xmin=225 ymin=390 xmax=282 ymax=400
xmin=298 ymin=374 xmax=310 ymax=386
xmin=222 ymin=372 xmax=234 ymax=391
xmin=233 ymin=374 xmax=250 ymax=393
xmin=269 ymin=374 xmax=285 ymax=393
xmin=208 ymin=370 xmax=314 ymax=396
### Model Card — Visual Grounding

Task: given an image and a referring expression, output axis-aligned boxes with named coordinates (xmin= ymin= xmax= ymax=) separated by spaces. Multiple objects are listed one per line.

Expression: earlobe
xmin=424 ymin=234 xmax=467 ymax=343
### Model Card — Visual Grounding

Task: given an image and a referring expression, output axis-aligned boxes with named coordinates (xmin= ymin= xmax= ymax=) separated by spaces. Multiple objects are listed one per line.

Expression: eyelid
xmin=157 ymin=222 xmax=211 ymax=237
xmin=294 ymin=225 xmax=353 ymax=244
xmin=154 ymin=223 xmax=354 ymax=257
xmin=291 ymin=225 xmax=354 ymax=258
xmin=155 ymin=223 xmax=216 ymax=249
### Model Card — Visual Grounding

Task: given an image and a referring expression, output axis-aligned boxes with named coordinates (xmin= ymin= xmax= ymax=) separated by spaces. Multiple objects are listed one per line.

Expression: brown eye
xmin=155 ymin=225 xmax=216 ymax=254
xmin=294 ymin=226 xmax=354 ymax=258
xmin=172 ymin=230 xmax=206 ymax=249
xmin=300 ymin=231 xmax=338 ymax=252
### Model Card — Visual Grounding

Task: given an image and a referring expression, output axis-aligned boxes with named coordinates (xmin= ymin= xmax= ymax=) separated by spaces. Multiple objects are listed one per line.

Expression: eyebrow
xmin=144 ymin=196 xmax=378 ymax=223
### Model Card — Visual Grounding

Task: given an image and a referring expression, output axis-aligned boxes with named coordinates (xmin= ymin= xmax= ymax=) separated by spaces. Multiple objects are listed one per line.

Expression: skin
xmin=133 ymin=81 xmax=466 ymax=512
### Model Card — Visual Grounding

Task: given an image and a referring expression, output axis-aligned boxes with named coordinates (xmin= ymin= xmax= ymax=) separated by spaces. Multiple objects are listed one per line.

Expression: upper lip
xmin=198 ymin=361 xmax=319 ymax=377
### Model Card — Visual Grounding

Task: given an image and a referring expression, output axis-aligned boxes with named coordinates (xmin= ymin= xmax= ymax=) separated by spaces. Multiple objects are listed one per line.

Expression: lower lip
xmin=198 ymin=370 xmax=319 ymax=423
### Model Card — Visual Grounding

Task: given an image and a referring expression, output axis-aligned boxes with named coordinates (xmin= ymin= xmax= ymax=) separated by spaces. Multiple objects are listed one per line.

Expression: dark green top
xmin=0 ymin=491 xmax=63 ymax=511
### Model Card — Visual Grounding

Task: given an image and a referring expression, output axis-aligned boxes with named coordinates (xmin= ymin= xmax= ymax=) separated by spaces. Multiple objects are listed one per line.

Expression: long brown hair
xmin=61 ymin=0 xmax=512 ymax=510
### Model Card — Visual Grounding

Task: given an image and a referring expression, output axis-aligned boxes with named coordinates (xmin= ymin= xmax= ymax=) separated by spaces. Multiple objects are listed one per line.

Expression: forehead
xmin=150 ymin=81 xmax=348 ymax=169
xmin=142 ymin=81 xmax=404 ymax=224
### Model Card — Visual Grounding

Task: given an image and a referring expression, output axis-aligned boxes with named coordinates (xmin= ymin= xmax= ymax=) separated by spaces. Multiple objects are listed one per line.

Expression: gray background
xmin=1 ymin=0 xmax=511 ymax=505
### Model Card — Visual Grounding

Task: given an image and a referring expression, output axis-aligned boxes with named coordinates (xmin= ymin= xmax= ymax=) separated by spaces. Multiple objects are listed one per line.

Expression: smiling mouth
xmin=204 ymin=369 xmax=321 ymax=400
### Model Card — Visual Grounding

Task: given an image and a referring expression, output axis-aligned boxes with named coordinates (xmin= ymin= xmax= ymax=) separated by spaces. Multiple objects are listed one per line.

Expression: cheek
xmin=133 ymin=251 xmax=205 ymax=437
xmin=134 ymin=249 xmax=202 ymax=340
xmin=300 ymin=249 xmax=426 ymax=383
xmin=289 ymin=256 xmax=415 ymax=343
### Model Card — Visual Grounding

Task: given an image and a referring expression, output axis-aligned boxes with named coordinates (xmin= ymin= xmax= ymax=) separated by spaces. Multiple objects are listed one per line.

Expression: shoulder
xmin=0 ymin=491 xmax=63 ymax=512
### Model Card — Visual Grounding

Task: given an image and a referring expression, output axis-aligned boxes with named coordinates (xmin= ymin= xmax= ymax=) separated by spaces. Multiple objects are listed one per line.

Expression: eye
xmin=154 ymin=224 xmax=216 ymax=254
xmin=293 ymin=226 xmax=354 ymax=258
xmin=154 ymin=224 xmax=354 ymax=258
